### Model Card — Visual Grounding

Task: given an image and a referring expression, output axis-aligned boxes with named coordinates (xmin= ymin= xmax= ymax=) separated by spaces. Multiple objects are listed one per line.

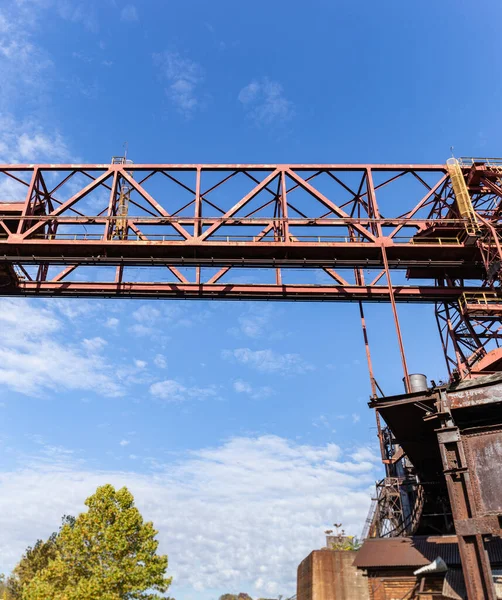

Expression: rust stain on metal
xmin=464 ymin=431 xmax=502 ymax=515
xmin=447 ymin=382 xmax=502 ymax=409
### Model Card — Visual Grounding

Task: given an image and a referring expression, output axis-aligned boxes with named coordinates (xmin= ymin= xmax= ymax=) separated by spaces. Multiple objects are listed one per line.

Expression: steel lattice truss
xmin=0 ymin=161 xmax=501 ymax=376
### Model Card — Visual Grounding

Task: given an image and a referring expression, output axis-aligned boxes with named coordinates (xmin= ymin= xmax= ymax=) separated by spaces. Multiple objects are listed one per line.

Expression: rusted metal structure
xmin=1 ymin=158 xmax=502 ymax=598
xmin=368 ymin=374 xmax=502 ymax=599
xmin=354 ymin=535 xmax=502 ymax=599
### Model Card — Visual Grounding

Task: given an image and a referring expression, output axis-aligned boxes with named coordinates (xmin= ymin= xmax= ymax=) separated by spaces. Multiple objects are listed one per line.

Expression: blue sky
xmin=0 ymin=0 xmax=502 ymax=598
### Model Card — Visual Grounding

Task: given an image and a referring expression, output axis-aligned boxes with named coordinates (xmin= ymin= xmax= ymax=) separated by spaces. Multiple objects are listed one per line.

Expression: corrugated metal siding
xmin=354 ymin=536 xmax=502 ymax=569
xmin=443 ymin=569 xmax=466 ymax=600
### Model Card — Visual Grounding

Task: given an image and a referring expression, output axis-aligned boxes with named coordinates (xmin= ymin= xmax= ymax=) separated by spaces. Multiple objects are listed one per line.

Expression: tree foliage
xmin=329 ymin=535 xmax=362 ymax=551
xmin=2 ymin=520 xmax=73 ymax=599
xmin=12 ymin=484 xmax=171 ymax=600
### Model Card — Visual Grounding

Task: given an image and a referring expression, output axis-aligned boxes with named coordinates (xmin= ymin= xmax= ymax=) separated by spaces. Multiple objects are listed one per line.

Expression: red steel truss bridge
xmin=1 ymin=157 xmax=502 ymax=381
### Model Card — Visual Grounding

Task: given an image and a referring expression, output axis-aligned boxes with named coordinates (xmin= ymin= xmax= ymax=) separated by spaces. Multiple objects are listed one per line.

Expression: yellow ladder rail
xmin=110 ymin=155 xmax=133 ymax=240
xmin=446 ymin=157 xmax=480 ymax=236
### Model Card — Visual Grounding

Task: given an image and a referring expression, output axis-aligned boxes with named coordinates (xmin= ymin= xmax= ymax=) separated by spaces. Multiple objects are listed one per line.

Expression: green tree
xmin=23 ymin=484 xmax=171 ymax=600
xmin=3 ymin=517 xmax=74 ymax=599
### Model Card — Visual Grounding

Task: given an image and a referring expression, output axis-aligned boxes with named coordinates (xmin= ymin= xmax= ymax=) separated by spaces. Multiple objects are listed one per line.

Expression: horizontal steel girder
xmin=3 ymin=282 xmax=490 ymax=302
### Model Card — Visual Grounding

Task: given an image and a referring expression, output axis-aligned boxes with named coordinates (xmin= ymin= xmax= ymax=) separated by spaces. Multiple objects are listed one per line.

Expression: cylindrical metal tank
xmin=404 ymin=373 xmax=428 ymax=393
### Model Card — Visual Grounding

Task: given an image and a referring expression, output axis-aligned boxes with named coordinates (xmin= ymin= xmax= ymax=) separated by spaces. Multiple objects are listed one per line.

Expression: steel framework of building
xmin=1 ymin=159 xmax=501 ymax=381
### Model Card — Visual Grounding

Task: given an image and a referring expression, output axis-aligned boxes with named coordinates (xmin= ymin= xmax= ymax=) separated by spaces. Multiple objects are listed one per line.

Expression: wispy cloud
xmin=0 ymin=299 xmax=122 ymax=397
xmin=153 ymin=51 xmax=205 ymax=118
xmin=223 ymin=348 xmax=313 ymax=375
xmin=0 ymin=435 xmax=377 ymax=595
xmin=0 ymin=3 xmax=53 ymax=105
xmin=55 ymin=1 xmax=99 ymax=33
xmin=128 ymin=304 xmax=199 ymax=337
xmin=120 ymin=4 xmax=138 ymax=22
xmin=105 ymin=317 xmax=119 ymax=329
xmin=238 ymin=77 xmax=294 ymax=126
xmin=0 ymin=116 xmax=71 ymax=164
xmin=229 ymin=304 xmax=274 ymax=339
xmin=82 ymin=337 xmax=107 ymax=353
xmin=0 ymin=1 xmax=105 ymax=113
xmin=233 ymin=379 xmax=273 ymax=399
xmin=313 ymin=414 xmax=333 ymax=430
xmin=154 ymin=354 xmax=167 ymax=369
xmin=149 ymin=379 xmax=218 ymax=403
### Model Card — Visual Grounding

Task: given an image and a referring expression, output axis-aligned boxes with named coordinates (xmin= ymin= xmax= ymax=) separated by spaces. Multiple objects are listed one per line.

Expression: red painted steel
xmin=0 ymin=161 xmax=501 ymax=378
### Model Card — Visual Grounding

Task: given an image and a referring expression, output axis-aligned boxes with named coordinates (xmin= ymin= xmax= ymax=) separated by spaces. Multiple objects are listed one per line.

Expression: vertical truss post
xmin=105 ymin=171 xmax=119 ymax=241
xmin=194 ymin=166 xmax=202 ymax=285
xmin=16 ymin=167 xmax=39 ymax=235
xmin=280 ymin=168 xmax=289 ymax=242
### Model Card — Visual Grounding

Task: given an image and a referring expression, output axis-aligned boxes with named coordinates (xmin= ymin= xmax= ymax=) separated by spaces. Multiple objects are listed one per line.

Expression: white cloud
xmin=352 ymin=447 xmax=380 ymax=463
xmin=233 ymin=379 xmax=273 ymax=400
xmin=150 ymin=379 xmax=218 ymax=403
xmin=132 ymin=304 xmax=161 ymax=323
xmin=352 ymin=412 xmax=361 ymax=423
xmin=120 ymin=4 xmax=138 ymax=21
xmin=154 ymin=354 xmax=167 ymax=369
xmin=234 ymin=379 xmax=252 ymax=394
xmin=128 ymin=305 xmax=160 ymax=336
xmin=313 ymin=414 xmax=332 ymax=429
xmin=0 ymin=299 xmax=122 ymax=397
xmin=0 ymin=1 xmax=101 ymax=115
xmin=105 ymin=317 xmax=119 ymax=329
xmin=0 ymin=435 xmax=377 ymax=597
xmin=128 ymin=323 xmax=154 ymax=337
xmin=223 ymin=348 xmax=313 ymax=375
xmin=0 ymin=4 xmax=53 ymax=106
xmin=238 ymin=77 xmax=294 ymax=126
xmin=55 ymin=1 xmax=99 ymax=32
xmin=134 ymin=359 xmax=147 ymax=369
xmin=128 ymin=304 xmax=199 ymax=337
xmin=119 ymin=439 xmax=130 ymax=447
xmin=153 ymin=51 xmax=204 ymax=117
xmin=82 ymin=337 xmax=107 ymax=353
xmin=230 ymin=305 xmax=274 ymax=339
xmin=0 ymin=116 xmax=71 ymax=164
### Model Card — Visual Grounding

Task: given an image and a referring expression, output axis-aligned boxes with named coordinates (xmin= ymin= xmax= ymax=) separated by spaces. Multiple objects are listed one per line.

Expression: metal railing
xmin=459 ymin=291 xmax=502 ymax=312
xmin=458 ymin=157 xmax=502 ymax=168
xmin=410 ymin=234 xmax=464 ymax=246
xmin=35 ymin=232 xmax=461 ymax=244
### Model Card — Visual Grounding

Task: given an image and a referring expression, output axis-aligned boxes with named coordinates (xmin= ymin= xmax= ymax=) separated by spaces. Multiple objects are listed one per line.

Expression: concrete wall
xmin=297 ymin=550 xmax=369 ymax=600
